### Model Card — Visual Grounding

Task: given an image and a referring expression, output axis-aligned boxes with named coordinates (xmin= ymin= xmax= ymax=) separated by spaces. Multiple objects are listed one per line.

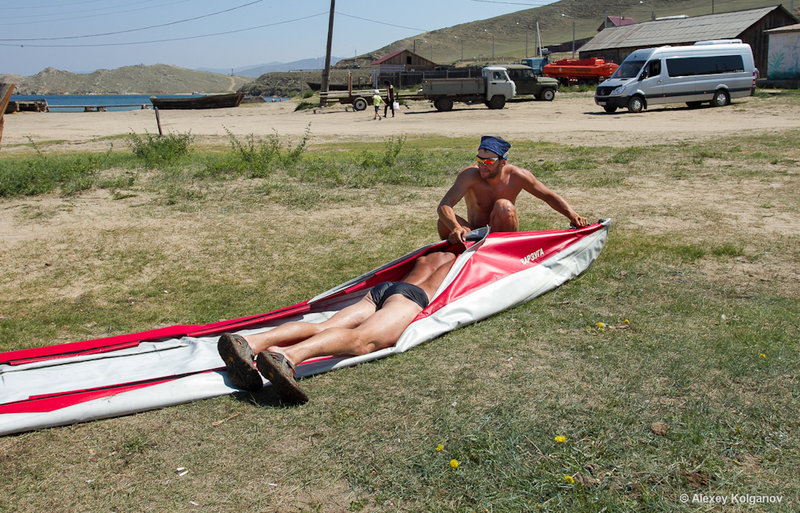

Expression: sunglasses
xmin=475 ymin=155 xmax=501 ymax=165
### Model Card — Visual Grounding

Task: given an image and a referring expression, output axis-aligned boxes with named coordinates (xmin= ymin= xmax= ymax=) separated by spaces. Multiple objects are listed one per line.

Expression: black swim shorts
xmin=369 ymin=281 xmax=430 ymax=310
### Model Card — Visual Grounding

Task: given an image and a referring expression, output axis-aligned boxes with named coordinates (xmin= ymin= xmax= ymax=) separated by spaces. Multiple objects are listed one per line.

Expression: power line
xmin=0 ymin=0 xmax=263 ymax=42
xmin=0 ymin=11 xmax=328 ymax=48
xmin=0 ymin=0 xmax=193 ymax=27
xmin=336 ymin=11 xmax=430 ymax=33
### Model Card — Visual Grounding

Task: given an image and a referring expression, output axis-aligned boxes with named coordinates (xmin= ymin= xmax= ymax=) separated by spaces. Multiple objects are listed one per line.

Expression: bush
xmin=127 ymin=131 xmax=194 ymax=168
xmin=0 ymin=142 xmax=117 ymax=197
xmin=202 ymin=125 xmax=312 ymax=179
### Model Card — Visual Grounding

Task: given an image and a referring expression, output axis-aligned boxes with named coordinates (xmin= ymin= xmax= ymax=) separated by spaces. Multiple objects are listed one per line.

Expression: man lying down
xmin=217 ymin=251 xmax=456 ymax=404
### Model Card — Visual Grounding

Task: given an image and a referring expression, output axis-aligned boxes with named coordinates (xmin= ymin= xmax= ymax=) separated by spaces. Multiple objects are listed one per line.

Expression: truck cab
xmin=482 ymin=67 xmax=516 ymax=107
xmin=521 ymin=56 xmax=550 ymax=75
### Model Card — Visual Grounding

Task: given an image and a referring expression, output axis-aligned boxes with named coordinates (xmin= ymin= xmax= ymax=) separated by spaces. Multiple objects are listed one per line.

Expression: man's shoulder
xmin=507 ymin=164 xmax=537 ymax=180
xmin=457 ymin=165 xmax=481 ymax=179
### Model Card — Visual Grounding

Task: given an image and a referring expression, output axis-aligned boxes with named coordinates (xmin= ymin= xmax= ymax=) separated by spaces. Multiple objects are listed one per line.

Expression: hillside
xmin=3 ymin=0 xmax=795 ymax=96
xmin=242 ymin=68 xmax=374 ymax=97
xmin=337 ymin=0 xmax=796 ymax=67
xmin=246 ymin=0 xmax=795 ymax=96
xmin=1 ymin=64 xmax=250 ymax=95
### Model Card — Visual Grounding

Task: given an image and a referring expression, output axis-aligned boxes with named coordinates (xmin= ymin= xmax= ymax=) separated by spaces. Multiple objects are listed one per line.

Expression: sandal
xmin=255 ymin=351 xmax=309 ymax=404
xmin=217 ymin=333 xmax=263 ymax=392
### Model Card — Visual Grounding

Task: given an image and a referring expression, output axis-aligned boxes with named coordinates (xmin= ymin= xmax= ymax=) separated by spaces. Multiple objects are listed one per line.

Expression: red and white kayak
xmin=0 ymin=220 xmax=610 ymax=435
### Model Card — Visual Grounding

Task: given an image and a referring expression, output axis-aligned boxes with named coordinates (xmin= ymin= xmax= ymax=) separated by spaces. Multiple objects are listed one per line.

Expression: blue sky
xmin=0 ymin=0 xmax=557 ymax=76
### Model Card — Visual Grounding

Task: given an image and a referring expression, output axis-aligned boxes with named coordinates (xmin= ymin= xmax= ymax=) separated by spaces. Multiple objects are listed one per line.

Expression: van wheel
xmin=539 ymin=88 xmax=556 ymax=101
xmin=486 ymin=95 xmax=506 ymax=109
xmin=352 ymin=97 xmax=368 ymax=111
xmin=434 ymin=97 xmax=453 ymax=112
xmin=603 ymin=105 xmax=617 ymax=113
xmin=711 ymin=90 xmax=730 ymax=107
xmin=627 ymin=95 xmax=644 ymax=113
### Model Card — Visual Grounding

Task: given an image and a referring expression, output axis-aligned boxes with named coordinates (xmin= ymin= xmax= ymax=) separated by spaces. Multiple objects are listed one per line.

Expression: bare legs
xmin=437 ymin=199 xmax=519 ymax=240
xmin=243 ymin=252 xmax=456 ymax=367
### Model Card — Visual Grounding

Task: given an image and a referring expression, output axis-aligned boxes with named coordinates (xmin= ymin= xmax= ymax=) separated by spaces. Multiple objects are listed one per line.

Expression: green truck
xmin=500 ymin=64 xmax=560 ymax=101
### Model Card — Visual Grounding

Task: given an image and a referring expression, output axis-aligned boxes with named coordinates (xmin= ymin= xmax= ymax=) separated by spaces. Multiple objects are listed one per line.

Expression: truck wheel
xmin=486 ymin=95 xmax=506 ymax=109
xmin=711 ymin=90 xmax=730 ymax=107
xmin=540 ymin=88 xmax=555 ymax=101
xmin=627 ymin=95 xmax=644 ymax=113
xmin=434 ymin=97 xmax=453 ymax=112
xmin=603 ymin=105 xmax=617 ymax=113
xmin=353 ymin=97 xmax=368 ymax=111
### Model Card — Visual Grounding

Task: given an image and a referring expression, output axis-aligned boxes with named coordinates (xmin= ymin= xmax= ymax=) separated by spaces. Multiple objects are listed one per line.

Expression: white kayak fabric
xmin=0 ymin=220 xmax=610 ymax=435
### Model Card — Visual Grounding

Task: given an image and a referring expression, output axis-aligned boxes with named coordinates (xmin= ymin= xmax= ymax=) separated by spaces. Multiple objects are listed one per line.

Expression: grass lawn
xmin=1 ymin=126 xmax=798 ymax=512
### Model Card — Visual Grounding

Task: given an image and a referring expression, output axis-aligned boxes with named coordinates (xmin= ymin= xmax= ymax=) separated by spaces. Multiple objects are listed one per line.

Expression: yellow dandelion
xmin=564 ymin=475 xmax=575 ymax=484
xmin=759 ymin=353 xmax=766 ymax=359
xmin=624 ymin=319 xmax=630 ymax=325
xmin=436 ymin=444 xmax=443 ymax=452
xmin=596 ymin=322 xmax=605 ymax=328
xmin=450 ymin=459 xmax=459 ymax=469
xmin=554 ymin=436 xmax=566 ymax=443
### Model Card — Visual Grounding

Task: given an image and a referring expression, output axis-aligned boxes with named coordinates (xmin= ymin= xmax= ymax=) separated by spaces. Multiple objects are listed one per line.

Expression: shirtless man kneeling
xmin=437 ymin=135 xmax=588 ymax=245
xmin=217 ymin=251 xmax=456 ymax=403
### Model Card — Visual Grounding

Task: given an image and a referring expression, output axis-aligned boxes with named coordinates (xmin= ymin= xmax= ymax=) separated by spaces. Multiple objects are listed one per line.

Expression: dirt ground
xmin=1 ymin=92 xmax=798 ymax=278
xmin=3 ymin=92 xmax=800 ymax=152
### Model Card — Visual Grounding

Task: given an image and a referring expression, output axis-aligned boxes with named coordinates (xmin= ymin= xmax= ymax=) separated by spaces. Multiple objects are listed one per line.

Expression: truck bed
xmin=422 ymin=77 xmax=486 ymax=96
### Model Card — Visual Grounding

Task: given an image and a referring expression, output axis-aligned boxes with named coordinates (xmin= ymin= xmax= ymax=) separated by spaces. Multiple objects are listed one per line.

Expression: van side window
xmin=666 ymin=55 xmax=744 ymax=77
xmin=648 ymin=60 xmax=661 ymax=77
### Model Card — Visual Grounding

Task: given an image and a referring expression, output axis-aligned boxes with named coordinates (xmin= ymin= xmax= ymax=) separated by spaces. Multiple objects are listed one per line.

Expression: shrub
xmin=127 ymin=131 xmax=194 ymax=168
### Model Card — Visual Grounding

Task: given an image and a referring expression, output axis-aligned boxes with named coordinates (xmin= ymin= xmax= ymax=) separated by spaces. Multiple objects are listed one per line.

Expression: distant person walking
xmin=384 ymin=81 xmax=396 ymax=118
xmin=372 ymin=89 xmax=383 ymax=120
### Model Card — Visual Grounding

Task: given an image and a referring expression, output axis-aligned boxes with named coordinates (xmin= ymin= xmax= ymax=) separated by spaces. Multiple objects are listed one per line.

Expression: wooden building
xmin=579 ymin=6 xmax=798 ymax=73
xmin=371 ymin=50 xmax=436 ymax=74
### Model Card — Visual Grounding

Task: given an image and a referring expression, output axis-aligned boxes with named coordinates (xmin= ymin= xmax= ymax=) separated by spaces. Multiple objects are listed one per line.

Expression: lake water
xmin=9 ymin=94 xmax=289 ymax=112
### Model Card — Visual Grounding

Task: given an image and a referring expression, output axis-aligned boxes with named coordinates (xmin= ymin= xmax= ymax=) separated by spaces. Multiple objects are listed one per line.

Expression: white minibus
xmin=594 ymin=40 xmax=757 ymax=113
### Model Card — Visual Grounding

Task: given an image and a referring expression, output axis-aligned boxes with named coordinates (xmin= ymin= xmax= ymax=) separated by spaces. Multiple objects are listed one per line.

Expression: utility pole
xmin=525 ymin=27 xmax=529 ymax=58
xmin=319 ymin=0 xmax=335 ymax=107
xmin=571 ymin=21 xmax=576 ymax=58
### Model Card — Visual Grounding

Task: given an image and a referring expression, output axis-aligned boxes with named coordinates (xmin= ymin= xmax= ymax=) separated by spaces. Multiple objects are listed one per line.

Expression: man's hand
xmin=570 ymin=214 xmax=589 ymax=228
xmin=448 ymin=226 xmax=471 ymax=245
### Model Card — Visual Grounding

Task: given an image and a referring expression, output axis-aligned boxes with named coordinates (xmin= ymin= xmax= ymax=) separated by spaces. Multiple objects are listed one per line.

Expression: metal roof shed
xmin=579 ymin=6 xmax=797 ymax=74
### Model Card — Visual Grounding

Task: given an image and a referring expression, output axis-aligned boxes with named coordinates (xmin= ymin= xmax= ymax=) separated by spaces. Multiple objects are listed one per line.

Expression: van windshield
xmin=612 ymin=59 xmax=646 ymax=79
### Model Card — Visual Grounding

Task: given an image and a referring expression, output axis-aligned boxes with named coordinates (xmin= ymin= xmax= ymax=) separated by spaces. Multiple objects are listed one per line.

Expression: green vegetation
xmin=1 ymin=128 xmax=799 ymax=512
xmin=127 ymin=131 xmax=194 ymax=168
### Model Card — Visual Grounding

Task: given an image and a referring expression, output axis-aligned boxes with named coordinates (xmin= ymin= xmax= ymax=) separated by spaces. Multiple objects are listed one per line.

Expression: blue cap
xmin=478 ymin=135 xmax=511 ymax=159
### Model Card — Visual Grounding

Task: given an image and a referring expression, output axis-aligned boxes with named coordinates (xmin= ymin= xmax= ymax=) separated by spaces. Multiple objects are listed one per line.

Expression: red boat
xmin=543 ymin=57 xmax=619 ymax=85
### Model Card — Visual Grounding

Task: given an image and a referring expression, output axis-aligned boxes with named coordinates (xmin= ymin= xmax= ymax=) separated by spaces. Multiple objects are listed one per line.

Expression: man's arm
xmin=437 ymin=168 xmax=474 ymax=243
xmin=518 ymin=168 xmax=588 ymax=227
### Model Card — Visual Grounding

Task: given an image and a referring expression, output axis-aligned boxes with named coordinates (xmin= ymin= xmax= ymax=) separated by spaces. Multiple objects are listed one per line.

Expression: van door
xmin=639 ymin=59 xmax=665 ymax=105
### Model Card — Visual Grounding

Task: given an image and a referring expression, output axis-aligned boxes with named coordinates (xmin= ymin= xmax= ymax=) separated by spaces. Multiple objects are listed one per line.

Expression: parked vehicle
xmin=543 ymin=57 xmax=619 ymax=85
xmin=521 ymin=56 xmax=550 ymax=75
xmin=500 ymin=64 xmax=559 ymax=101
xmin=594 ymin=39 xmax=757 ymax=113
xmin=413 ymin=66 xmax=516 ymax=111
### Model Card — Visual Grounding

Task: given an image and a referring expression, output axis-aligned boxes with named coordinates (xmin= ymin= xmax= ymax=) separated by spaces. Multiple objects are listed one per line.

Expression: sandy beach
xmin=4 ymin=92 xmax=800 ymax=153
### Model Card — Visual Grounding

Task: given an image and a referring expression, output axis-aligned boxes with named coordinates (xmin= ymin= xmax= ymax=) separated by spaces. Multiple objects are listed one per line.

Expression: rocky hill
xmin=1 ymin=64 xmax=250 ymax=95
